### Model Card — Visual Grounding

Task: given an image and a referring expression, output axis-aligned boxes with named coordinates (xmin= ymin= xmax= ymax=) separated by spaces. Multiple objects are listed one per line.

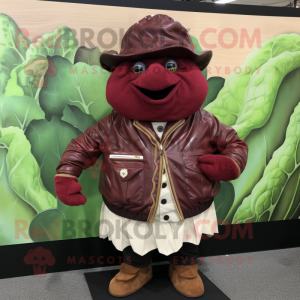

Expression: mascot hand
xmin=199 ymin=154 xmax=240 ymax=182
xmin=54 ymin=175 xmax=87 ymax=206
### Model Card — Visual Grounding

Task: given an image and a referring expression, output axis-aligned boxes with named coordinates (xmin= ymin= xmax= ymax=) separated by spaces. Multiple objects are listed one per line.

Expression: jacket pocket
xmin=110 ymin=160 xmax=144 ymax=206
xmin=182 ymin=155 xmax=203 ymax=203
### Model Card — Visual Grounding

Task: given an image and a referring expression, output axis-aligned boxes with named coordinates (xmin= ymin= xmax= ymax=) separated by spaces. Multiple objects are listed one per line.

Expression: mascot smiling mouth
xmin=101 ymin=12 xmax=212 ymax=121
xmin=135 ymin=84 xmax=177 ymax=100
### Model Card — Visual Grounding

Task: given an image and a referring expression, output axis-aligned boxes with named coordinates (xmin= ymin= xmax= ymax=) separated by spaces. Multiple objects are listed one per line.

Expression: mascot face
xmin=106 ymin=57 xmax=208 ymax=121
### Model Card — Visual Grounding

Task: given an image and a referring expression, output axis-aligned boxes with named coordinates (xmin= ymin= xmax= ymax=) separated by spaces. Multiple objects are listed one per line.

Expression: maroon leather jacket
xmin=56 ymin=109 xmax=248 ymax=222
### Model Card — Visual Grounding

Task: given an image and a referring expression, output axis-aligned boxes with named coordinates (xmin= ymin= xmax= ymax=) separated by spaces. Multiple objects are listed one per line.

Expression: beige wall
xmin=1 ymin=0 xmax=300 ymax=78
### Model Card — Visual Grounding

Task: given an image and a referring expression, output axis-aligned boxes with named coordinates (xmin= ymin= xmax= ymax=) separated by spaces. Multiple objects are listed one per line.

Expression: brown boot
xmin=169 ymin=263 xmax=204 ymax=298
xmin=109 ymin=262 xmax=152 ymax=297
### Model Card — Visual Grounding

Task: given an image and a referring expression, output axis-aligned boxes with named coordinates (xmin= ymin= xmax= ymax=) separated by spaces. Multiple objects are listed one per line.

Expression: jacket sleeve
xmin=208 ymin=113 xmax=248 ymax=174
xmin=56 ymin=112 xmax=114 ymax=178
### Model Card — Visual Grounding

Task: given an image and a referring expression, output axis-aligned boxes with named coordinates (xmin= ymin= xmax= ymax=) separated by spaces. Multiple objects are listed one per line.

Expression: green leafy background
xmin=0 ymin=13 xmax=299 ymax=246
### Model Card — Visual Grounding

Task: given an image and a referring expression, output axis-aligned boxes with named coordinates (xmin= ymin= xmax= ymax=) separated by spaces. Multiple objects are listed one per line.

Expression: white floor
xmin=0 ymin=247 xmax=299 ymax=300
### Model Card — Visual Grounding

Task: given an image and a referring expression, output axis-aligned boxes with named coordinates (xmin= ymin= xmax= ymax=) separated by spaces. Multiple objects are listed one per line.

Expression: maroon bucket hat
xmin=99 ymin=14 xmax=212 ymax=71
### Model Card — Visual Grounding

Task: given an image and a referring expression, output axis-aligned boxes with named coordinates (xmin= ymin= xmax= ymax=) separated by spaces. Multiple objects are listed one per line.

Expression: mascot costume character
xmin=54 ymin=14 xmax=248 ymax=298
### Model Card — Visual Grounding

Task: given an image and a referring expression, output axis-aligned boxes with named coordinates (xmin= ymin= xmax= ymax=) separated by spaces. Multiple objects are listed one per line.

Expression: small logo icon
xmin=24 ymin=247 xmax=56 ymax=277
xmin=120 ymin=169 xmax=128 ymax=178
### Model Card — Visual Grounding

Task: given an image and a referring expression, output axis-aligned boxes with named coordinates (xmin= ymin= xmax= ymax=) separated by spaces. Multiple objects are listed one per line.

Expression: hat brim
xmin=99 ymin=46 xmax=212 ymax=72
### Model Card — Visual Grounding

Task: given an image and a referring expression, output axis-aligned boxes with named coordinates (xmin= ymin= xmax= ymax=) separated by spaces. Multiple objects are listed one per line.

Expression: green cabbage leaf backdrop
xmin=0 ymin=13 xmax=299 ymax=246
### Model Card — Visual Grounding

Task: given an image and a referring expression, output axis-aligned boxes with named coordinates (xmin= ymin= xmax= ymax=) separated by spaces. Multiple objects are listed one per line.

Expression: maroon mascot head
xmin=100 ymin=14 xmax=212 ymax=121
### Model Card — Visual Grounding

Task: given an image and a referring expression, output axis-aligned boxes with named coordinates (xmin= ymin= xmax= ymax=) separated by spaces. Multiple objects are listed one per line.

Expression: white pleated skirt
xmin=99 ymin=201 xmax=219 ymax=256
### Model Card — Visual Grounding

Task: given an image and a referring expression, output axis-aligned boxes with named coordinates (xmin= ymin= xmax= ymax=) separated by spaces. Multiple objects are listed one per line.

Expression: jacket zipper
xmin=134 ymin=119 xmax=186 ymax=223
xmin=133 ymin=121 xmax=161 ymax=222
xmin=109 ymin=155 xmax=143 ymax=159
xmin=147 ymin=144 xmax=165 ymax=223
xmin=160 ymin=120 xmax=186 ymax=221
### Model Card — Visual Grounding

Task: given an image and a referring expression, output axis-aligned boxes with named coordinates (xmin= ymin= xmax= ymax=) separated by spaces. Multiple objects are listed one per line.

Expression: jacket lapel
xmin=135 ymin=119 xmax=186 ymax=145
xmin=137 ymin=120 xmax=160 ymax=142
xmin=161 ymin=120 xmax=179 ymax=142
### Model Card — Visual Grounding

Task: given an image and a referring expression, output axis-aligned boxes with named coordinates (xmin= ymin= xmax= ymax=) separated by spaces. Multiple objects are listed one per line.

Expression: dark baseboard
xmin=0 ymin=219 xmax=299 ymax=279
xmin=41 ymin=0 xmax=300 ymax=17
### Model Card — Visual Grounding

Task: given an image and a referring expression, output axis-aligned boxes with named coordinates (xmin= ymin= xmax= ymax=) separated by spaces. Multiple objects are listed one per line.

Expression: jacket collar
xmin=135 ymin=119 xmax=186 ymax=144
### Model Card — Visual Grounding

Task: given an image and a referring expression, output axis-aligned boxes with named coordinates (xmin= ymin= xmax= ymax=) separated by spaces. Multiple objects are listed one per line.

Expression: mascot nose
xmin=137 ymin=63 xmax=178 ymax=91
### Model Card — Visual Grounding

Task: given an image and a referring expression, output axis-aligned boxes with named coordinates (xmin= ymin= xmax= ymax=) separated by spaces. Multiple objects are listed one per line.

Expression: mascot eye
xmin=133 ymin=62 xmax=146 ymax=74
xmin=164 ymin=59 xmax=178 ymax=72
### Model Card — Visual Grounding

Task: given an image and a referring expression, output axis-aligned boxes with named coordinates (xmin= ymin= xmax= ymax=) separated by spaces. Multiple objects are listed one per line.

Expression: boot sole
xmin=109 ymin=276 xmax=153 ymax=298
xmin=173 ymin=285 xmax=204 ymax=298
xmin=169 ymin=265 xmax=204 ymax=298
